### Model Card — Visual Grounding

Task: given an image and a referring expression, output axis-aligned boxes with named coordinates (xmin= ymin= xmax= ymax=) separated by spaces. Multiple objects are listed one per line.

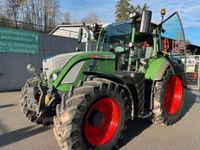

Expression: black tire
xmin=151 ymin=67 xmax=186 ymax=125
xmin=20 ymin=77 xmax=54 ymax=125
xmin=53 ymin=78 xmax=131 ymax=150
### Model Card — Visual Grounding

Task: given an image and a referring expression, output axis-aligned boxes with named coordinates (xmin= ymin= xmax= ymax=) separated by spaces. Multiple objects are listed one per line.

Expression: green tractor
xmin=53 ymin=10 xmax=187 ymax=150
xmin=20 ymin=9 xmax=187 ymax=149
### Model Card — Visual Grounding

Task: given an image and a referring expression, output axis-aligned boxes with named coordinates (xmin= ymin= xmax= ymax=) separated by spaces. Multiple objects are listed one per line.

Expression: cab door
xmin=160 ymin=12 xmax=186 ymax=73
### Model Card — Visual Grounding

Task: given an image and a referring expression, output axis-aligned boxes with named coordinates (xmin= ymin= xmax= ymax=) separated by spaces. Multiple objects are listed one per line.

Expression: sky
xmin=60 ymin=0 xmax=200 ymax=46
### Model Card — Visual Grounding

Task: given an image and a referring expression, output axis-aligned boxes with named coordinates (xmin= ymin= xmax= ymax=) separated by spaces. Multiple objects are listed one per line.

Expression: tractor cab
xmin=94 ymin=10 xmax=186 ymax=73
xmin=96 ymin=11 xmax=154 ymax=71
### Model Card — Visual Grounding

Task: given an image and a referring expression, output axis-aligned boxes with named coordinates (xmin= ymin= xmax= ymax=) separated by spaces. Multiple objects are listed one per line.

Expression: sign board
xmin=186 ymin=57 xmax=196 ymax=73
xmin=0 ymin=27 xmax=39 ymax=54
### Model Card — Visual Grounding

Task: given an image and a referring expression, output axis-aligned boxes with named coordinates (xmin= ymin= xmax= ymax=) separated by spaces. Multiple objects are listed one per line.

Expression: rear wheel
xmin=152 ymin=67 xmax=186 ymax=125
xmin=53 ymin=78 xmax=130 ymax=150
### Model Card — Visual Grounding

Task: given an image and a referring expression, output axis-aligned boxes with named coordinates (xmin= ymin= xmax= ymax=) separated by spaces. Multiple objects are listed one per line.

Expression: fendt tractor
xmin=20 ymin=9 xmax=187 ymax=150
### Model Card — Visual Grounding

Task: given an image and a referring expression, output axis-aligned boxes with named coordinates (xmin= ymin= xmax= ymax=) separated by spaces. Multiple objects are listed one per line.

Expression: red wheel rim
xmin=84 ymin=98 xmax=120 ymax=147
xmin=164 ymin=75 xmax=183 ymax=115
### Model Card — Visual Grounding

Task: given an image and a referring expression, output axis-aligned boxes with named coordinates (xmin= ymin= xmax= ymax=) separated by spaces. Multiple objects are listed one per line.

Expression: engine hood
xmin=43 ymin=52 xmax=83 ymax=79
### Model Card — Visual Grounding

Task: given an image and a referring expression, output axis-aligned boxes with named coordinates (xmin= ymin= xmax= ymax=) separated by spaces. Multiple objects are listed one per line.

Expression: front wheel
xmin=151 ymin=67 xmax=186 ymax=125
xmin=53 ymin=78 xmax=130 ymax=150
xmin=20 ymin=77 xmax=57 ymax=125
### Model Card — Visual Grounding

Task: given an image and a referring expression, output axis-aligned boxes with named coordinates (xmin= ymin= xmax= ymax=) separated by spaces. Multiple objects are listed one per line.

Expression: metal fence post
xmin=198 ymin=57 xmax=200 ymax=90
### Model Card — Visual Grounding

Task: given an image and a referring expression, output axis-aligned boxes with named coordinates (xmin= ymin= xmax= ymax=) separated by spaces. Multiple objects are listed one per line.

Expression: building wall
xmin=0 ymin=33 xmax=90 ymax=91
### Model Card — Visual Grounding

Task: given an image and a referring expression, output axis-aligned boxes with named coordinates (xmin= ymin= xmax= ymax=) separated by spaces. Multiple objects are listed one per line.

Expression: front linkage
xmin=20 ymin=65 xmax=61 ymax=125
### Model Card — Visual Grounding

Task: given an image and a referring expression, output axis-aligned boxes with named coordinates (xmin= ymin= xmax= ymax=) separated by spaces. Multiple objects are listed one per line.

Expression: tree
xmin=7 ymin=0 xmax=25 ymax=27
xmin=1 ymin=0 xmax=59 ymax=31
xmin=81 ymin=11 xmax=99 ymax=24
xmin=115 ymin=0 xmax=130 ymax=22
xmin=129 ymin=3 xmax=149 ymax=15
xmin=42 ymin=0 xmax=59 ymax=29
xmin=115 ymin=0 xmax=150 ymax=22
xmin=63 ymin=11 xmax=72 ymax=24
xmin=0 ymin=0 xmax=7 ymax=18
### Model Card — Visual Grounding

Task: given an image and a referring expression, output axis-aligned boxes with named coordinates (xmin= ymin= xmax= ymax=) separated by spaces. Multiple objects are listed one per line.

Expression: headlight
xmin=50 ymin=73 xmax=58 ymax=82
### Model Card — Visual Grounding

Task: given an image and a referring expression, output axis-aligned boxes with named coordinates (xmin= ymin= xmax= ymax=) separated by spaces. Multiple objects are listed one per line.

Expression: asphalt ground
xmin=0 ymin=90 xmax=199 ymax=150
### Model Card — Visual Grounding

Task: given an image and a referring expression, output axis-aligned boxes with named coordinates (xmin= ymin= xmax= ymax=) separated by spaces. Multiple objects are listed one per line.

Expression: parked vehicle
xmin=53 ymin=10 xmax=187 ymax=150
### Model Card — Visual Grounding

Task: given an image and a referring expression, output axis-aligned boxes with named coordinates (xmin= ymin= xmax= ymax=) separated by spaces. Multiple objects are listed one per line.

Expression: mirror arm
xmin=82 ymin=22 xmax=90 ymax=33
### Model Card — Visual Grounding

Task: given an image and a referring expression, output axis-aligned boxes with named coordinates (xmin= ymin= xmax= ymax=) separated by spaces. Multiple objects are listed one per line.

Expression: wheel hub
xmin=84 ymin=98 xmax=120 ymax=147
xmin=88 ymin=110 xmax=104 ymax=127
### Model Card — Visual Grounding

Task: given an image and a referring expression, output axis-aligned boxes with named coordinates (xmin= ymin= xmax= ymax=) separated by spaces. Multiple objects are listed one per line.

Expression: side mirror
xmin=91 ymin=23 xmax=100 ymax=40
xmin=78 ymin=27 xmax=83 ymax=43
xmin=140 ymin=10 xmax=152 ymax=34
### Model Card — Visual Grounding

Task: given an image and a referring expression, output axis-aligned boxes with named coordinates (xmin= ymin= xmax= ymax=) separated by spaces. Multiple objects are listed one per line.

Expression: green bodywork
xmin=128 ymin=24 xmax=136 ymax=67
xmin=51 ymin=52 xmax=115 ymax=92
xmin=50 ymin=51 xmax=171 ymax=92
xmin=143 ymin=56 xmax=168 ymax=80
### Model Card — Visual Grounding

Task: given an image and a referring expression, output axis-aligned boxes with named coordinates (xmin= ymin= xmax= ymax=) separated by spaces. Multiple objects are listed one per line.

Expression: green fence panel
xmin=0 ymin=27 xmax=39 ymax=54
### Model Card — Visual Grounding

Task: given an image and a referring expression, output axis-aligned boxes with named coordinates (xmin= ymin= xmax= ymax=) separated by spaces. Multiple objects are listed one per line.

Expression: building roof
xmin=186 ymin=44 xmax=200 ymax=55
xmin=49 ymin=24 xmax=90 ymax=35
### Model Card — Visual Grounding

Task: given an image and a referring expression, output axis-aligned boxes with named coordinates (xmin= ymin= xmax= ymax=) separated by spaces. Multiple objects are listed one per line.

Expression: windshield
xmin=97 ymin=21 xmax=153 ymax=54
xmin=97 ymin=21 xmax=132 ymax=52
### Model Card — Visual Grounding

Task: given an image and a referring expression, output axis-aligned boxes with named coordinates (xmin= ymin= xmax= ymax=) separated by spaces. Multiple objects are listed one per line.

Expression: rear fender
xmin=143 ymin=56 xmax=187 ymax=88
xmin=143 ymin=56 xmax=172 ymax=81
